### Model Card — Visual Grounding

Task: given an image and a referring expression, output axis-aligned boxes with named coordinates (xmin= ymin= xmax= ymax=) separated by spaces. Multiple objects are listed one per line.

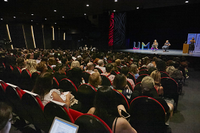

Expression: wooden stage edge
xmin=117 ymin=49 xmax=200 ymax=58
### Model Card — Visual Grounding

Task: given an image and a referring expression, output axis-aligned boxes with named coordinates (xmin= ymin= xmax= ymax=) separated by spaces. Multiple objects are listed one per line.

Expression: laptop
xmin=49 ymin=116 xmax=79 ymax=133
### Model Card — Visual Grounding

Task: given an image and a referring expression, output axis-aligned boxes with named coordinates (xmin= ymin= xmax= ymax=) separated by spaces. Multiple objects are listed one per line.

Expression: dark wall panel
xmin=44 ymin=25 xmax=52 ymax=49
xmin=33 ymin=25 xmax=43 ymax=49
xmin=0 ymin=24 xmax=8 ymax=40
xmin=24 ymin=24 xmax=34 ymax=49
xmin=9 ymin=24 xmax=26 ymax=48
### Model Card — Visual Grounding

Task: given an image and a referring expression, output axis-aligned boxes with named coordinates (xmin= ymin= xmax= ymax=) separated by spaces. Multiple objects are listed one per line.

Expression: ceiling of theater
xmin=0 ymin=0 xmax=200 ymax=23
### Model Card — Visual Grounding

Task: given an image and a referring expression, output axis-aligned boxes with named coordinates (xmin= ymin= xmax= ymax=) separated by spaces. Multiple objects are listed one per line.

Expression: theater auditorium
xmin=0 ymin=0 xmax=200 ymax=133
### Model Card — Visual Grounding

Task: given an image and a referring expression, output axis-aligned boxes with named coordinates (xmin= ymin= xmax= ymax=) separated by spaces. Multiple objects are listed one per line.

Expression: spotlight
xmin=31 ymin=14 xmax=34 ymax=16
xmin=86 ymin=4 xmax=89 ymax=7
xmin=45 ymin=18 xmax=47 ymax=20
xmin=136 ymin=7 xmax=139 ymax=9
xmin=54 ymin=10 xmax=57 ymax=12
xmin=4 ymin=0 xmax=8 ymax=2
xmin=62 ymin=16 xmax=65 ymax=18
xmin=185 ymin=1 xmax=189 ymax=3
xmin=31 ymin=20 xmax=33 ymax=22
xmin=84 ymin=13 xmax=86 ymax=15
xmin=55 ymin=22 xmax=57 ymax=24
xmin=113 ymin=10 xmax=116 ymax=12
xmin=13 ymin=16 xmax=16 ymax=18
xmin=114 ymin=0 xmax=118 ymax=2
xmin=0 ymin=18 xmax=3 ymax=20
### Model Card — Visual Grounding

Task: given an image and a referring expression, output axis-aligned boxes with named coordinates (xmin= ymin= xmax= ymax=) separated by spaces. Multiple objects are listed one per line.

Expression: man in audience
xmin=95 ymin=59 xmax=106 ymax=73
xmin=86 ymin=62 xmax=95 ymax=74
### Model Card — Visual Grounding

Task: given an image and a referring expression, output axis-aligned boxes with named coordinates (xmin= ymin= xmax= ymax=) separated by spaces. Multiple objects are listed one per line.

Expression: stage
xmin=118 ymin=49 xmax=200 ymax=58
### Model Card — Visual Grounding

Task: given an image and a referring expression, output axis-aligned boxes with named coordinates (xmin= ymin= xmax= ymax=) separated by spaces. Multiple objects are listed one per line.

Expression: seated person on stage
xmin=162 ymin=40 xmax=171 ymax=52
xmin=87 ymin=86 xmax=137 ymax=133
xmin=151 ymin=39 xmax=158 ymax=51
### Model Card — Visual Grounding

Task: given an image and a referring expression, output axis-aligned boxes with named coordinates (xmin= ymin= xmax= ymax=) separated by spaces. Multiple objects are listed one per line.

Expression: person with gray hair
xmin=95 ymin=59 xmax=106 ymax=73
xmin=86 ymin=62 xmax=95 ymax=74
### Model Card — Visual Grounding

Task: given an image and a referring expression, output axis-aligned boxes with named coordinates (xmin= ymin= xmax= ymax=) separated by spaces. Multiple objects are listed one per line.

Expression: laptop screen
xmin=49 ymin=117 xmax=79 ymax=133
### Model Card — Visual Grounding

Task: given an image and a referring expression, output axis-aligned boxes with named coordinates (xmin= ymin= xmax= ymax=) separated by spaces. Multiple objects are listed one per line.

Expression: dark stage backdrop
xmin=126 ymin=3 xmax=200 ymax=50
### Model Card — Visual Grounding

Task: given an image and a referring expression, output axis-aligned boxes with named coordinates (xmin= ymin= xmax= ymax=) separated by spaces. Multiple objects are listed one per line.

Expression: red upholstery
xmin=60 ymin=78 xmax=78 ymax=92
xmin=15 ymin=87 xmax=23 ymax=98
xmin=160 ymin=71 xmax=169 ymax=77
xmin=16 ymin=67 xmax=22 ymax=73
xmin=35 ymin=96 xmax=44 ymax=111
xmin=9 ymin=65 xmax=13 ymax=71
xmin=20 ymin=89 xmax=26 ymax=95
xmin=53 ymin=77 xmax=59 ymax=86
xmin=63 ymin=107 xmax=75 ymax=123
xmin=78 ymin=83 xmax=97 ymax=92
xmin=127 ymin=80 xmax=134 ymax=91
xmin=69 ymin=108 xmax=83 ymax=121
xmin=25 ymin=69 xmax=32 ymax=78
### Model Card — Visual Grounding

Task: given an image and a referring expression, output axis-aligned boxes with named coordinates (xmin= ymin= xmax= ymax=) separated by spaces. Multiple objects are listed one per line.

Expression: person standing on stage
xmin=189 ymin=37 xmax=195 ymax=54
xmin=151 ymin=40 xmax=158 ymax=51
xmin=162 ymin=40 xmax=171 ymax=52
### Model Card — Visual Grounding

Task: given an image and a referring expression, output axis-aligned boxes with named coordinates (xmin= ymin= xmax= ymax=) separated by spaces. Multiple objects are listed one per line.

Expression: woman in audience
xmin=166 ymin=66 xmax=176 ymax=77
xmin=87 ymin=86 xmax=137 ymax=133
xmin=36 ymin=61 xmax=48 ymax=74
xmin=121 ymin=66 xmax=135 ymax=90
xmin=111 ymin=63 xmax=120 ymax=74
xmin=0 ymin=102 xmax=12 ymax=133
xmin=25 ymin=59 xmax=37 ymax=74
xmin=88 ymin=72 xmax=102 ymax=89
xmin=150 ymin=70 xmax=164 ymax=96
xmin=113 ymin=74 xmax=133 ymax=102
xmin=129 ymin=64 xmax=139 ymax=79
xmin=32 ymin=72 xmax=79 ymax=110
xmin=101 ymin=63 xmax=115 ymax=83
xmin=68 ymin=61 xmax=84 ymax=87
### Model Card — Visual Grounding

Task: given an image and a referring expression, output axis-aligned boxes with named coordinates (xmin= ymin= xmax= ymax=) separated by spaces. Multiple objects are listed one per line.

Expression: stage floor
xmin=119 ymin=49 xmax=200 ymax=57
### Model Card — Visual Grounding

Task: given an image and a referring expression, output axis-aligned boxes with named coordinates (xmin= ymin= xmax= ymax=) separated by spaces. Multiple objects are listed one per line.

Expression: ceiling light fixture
xmin=13 ymin=16 xmax=16 ymax=19
xmin=62 ymin=16 xmax=65 ymax=18
xmin=185 ymin=1 xmax=189 ymax=3
xmin=45 ymin=18 xmax=47 ymax=20
xmin=54 ymin=10 xmax=57 ymax=12
xmin=84 ymin=13 xmax=87 ymax=16
xmin=113 ymin=10 xmax=116 ymax=12
xmin=31 ymin=14 xmax=34 ymax=16
xmin=0 ymin=18 xmax=3 ymax=20
xmin=55 ymin=22 xmax=57 ymax=24
xmin=31 ymin=20 xmax=33 ymax=22
xmin=86 ymin=4 xmax=89 ymax=7
xmin=4 ymin=0 xmax=8 ymax=2
xmin=136 ymin=7 xmax=139 ymax=9
xmin=114 ymin=0 xmax=118 ymax=2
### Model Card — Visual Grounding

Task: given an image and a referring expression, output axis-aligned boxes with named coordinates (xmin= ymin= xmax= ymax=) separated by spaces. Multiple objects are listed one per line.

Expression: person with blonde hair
xmin=71 ymin=61 xmax=80 ymax=69
xmin=36 ymin=61 xmax=48 ymax=74
xmin=88 ymin=72 xmax=102 ymax=89
xmin=150 ymin=70 xmax=163 ymax=95
xmin=129 ymin=64 xmax=139 ymax=79
xmin=25 ymin=59 xmax=37 ymax=74
xmin=166 ymin=66 xmax=176 ymax=77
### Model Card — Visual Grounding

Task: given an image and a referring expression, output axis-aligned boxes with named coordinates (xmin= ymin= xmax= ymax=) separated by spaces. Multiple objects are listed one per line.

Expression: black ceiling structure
xmin=0 ymin=0 xmax=200 ymax=24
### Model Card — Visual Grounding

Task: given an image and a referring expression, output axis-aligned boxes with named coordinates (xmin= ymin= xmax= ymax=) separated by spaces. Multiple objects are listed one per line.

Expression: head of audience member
xmin=34 ymin=52 xmax=41 ymax=60
xmin=121 ymin=66 xmax=129 ymax=77
xmin=57 ymin=63 xmax=67 ymax=74
xmin=94 ymin=86 xmax=119 ymax=118
xmin=113 ymin=74 xmax=127 ymax=90
xmin=71 ymin=61 xmax=80 ymax=69
xmin=129 ymin=64 xmax=138 ymax=75
xmin=36 ymin=61 xmax=48 ymax=74
xmin=115 ymin=59 xmax=121 ymax=66
xmin=48 ymin=57 xmax=56 ymax=66
xmin=32 ymin=72 xmax=53 ymax=100
xmin=155 ymin=59 xmax=166 ymax=71
xmin=141 ymin=76 xmax=155 ymax=97
xmin=150 ymin=70 xmax=161 ymax=85
xmin=142 ymin=56 xmax=150 ymax=66
xmin=0 ymin=102 xmax=12 ymax=133
xmin=111 ymin=63 xmax=119 ymax=72
xmin=89 ymin=72 xmax=102 ymax=88
xmin=170 ymin=69 xmax=182 ymax=79
xmin=16 ymin=57 xmax=25 ymax=69
xmin=97 ymin=59 xmax=104 ymax=67
xmin=87 ymin=62 xmax=94 ymax=71
xmin=148 ymin=67 xmax=157 ymax=75
xmin=147 ymin=63 xmax=155 ymax=69
xmin=166 ymin=66 xmax=176 ymax=77
xmin=105 ymin=63 xmax=113 ymax=73
xmin=26 ymin=59 xmax=37 ymax=74
xmin=93 ymin=58 xmax=99 ymax=64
